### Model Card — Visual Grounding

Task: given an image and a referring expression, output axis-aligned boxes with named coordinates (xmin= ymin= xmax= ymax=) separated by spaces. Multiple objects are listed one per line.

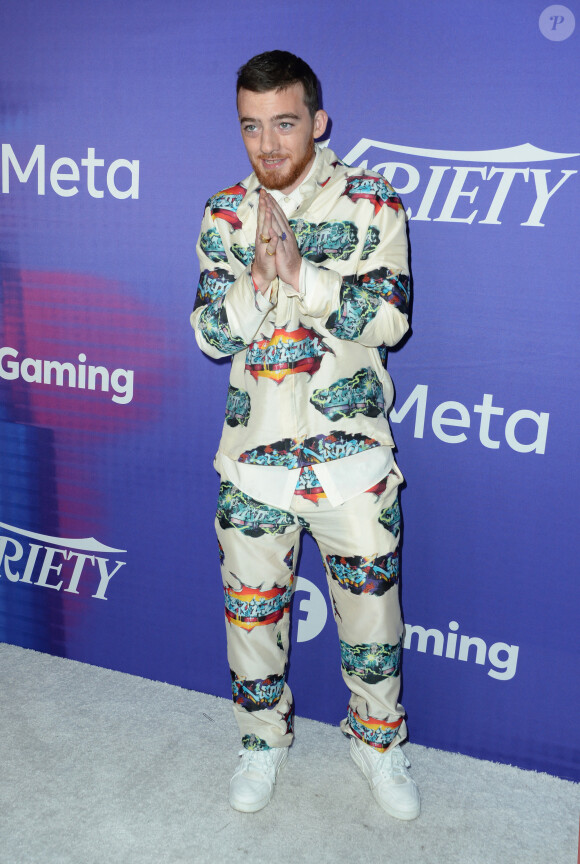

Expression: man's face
xmin=237 ymin=83 xmax=328 ymax=194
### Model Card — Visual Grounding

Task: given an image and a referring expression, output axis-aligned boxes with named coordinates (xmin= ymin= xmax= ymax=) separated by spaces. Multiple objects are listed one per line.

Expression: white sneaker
xmin=350 ymin=738 xmax=420 ymax=820
xmin=229 ymin=747 xmax=288 ymax=813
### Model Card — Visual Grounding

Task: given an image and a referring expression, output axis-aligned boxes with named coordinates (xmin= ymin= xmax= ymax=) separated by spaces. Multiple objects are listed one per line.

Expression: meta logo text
xmin=390 ymin=384 xmax=549 ymax=454
xmin=1 ymin=144 xmax=139 ymax=199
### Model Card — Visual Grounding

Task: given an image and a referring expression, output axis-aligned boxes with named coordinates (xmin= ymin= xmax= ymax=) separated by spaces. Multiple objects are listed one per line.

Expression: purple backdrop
xmin=1 ymin=0 xmax=578 ymax=780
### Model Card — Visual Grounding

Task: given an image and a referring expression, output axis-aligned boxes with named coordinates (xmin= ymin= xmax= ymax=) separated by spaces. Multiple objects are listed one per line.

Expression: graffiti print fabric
xmin=191 ymin=146 xmax=410 ymax=484
xmin=216 ymin=467 xmax=406 ymax=752
xmin=195 ymin=145 xmax=410 ymax=753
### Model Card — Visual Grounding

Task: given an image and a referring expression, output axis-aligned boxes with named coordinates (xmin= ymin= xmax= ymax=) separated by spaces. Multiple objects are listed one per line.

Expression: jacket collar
xmin=236 ymin=145 xmax=340 ymax=225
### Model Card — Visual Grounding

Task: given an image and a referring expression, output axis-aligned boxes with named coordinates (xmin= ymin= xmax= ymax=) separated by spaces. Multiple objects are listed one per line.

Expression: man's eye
xmin=243 ymin=125 xmax=257 ymax=133
xmin=279 ymin=122 xmax=293 ymax=131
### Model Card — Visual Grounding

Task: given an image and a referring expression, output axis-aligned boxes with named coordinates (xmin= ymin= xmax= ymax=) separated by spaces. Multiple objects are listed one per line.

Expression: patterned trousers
xmin=215 ymin=464 xmax=407 ymax=753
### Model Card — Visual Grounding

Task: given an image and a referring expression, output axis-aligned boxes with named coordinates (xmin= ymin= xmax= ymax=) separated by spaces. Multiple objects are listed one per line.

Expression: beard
xmin=251 ymin=139 xmax=315 ymax=192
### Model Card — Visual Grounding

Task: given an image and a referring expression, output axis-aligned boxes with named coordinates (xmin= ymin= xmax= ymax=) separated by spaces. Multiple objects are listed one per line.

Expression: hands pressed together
xmin=251 ymin=189 xmax=302 ymax=295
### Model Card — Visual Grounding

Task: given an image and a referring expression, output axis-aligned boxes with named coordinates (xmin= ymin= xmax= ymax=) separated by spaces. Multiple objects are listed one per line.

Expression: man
xmin=191 ymin=50 xmax=419 ymax=820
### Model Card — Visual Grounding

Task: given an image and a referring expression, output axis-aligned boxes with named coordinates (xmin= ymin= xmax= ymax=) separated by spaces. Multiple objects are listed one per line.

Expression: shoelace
xmin=376 ymin=747 xmax=410 ymax=780
xmin=237 ymin=749 xmax=276 ymax=772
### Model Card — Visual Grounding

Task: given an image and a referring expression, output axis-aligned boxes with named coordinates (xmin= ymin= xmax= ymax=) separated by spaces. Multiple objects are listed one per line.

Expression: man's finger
xmin=269 ymin=208 xmax=286 ymax=241
xmin=257 ymin=189 xmax=275 ymax=245
xmin=256 ymin=190 xmax=266 ymax=236
xmin=262 ymin=200 xmax=274 ymax=243
xmin=267 ymin=194 xmax=293 ymax=232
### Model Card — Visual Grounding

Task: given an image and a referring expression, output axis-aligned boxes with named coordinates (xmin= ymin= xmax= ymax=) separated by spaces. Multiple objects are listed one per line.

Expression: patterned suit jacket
xmin=191 ymin=146 xmax=410 ymax=471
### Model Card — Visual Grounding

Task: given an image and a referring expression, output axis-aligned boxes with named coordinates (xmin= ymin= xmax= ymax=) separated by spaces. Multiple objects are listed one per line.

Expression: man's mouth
xmin=261 ymin=157 xmax=286 ymax=169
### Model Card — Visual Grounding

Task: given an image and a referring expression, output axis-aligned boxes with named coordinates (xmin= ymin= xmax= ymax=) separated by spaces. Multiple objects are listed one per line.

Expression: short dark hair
xmin=236 ymin=50 xmax=320 ymax=117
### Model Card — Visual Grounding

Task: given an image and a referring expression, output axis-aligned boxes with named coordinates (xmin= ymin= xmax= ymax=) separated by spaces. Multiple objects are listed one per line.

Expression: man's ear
xmin=313 ymin=109 xmax=329 ymax=140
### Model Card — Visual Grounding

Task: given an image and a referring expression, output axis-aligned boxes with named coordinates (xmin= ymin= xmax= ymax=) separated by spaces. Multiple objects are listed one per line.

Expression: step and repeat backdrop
xmin=1 ymin=0 xmax=578 ymax=780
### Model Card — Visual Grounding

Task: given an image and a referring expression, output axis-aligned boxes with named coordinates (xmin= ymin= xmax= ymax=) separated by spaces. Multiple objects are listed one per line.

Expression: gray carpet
xmin=0 ymin=643 xmax=577 ymax=864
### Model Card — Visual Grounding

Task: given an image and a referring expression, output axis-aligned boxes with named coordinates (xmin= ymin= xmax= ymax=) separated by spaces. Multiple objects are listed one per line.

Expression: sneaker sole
xmin=350 ymin=739 xmax=420 ymax=821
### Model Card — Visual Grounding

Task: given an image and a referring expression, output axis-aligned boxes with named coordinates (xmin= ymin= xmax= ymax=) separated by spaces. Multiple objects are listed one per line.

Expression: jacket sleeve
xmin=190 ymin=205 xmax=274 ymax=359
xmin=288 ymin=182 xmax=410 ymax=348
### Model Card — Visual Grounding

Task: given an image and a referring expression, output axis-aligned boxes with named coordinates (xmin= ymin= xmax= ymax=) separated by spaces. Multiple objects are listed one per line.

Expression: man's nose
xmin=260 ymin=127 xmax=277 ymax=154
